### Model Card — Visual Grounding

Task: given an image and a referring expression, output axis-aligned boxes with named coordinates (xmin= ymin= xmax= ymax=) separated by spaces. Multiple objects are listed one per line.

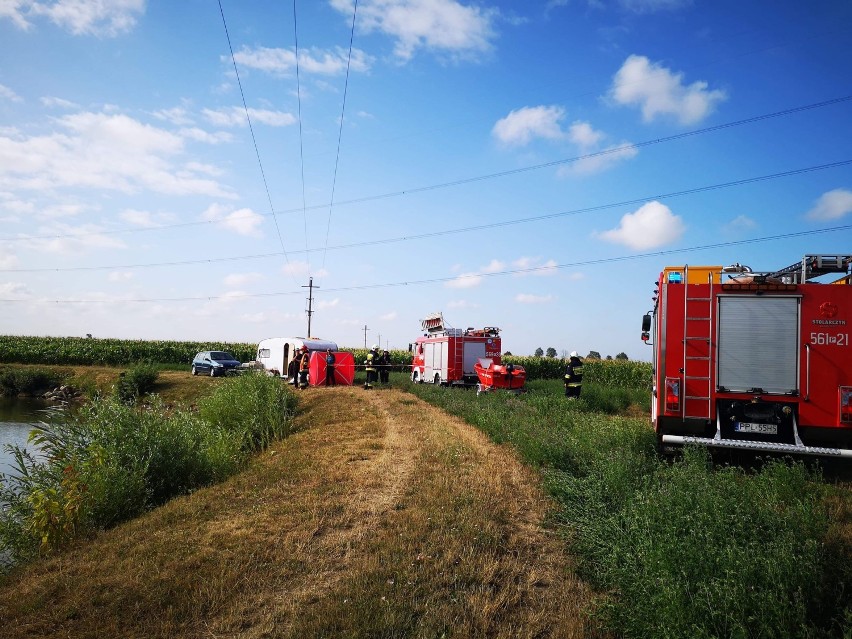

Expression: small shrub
xmin=0 ymin=366 xmax=67 ymax=396
xmin=114 ymin=363 xmax=159 ymax=404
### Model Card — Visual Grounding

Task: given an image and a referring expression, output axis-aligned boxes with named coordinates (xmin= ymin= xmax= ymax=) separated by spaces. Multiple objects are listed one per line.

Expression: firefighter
xmin=564 ymin=351 xmax=584 ymax=399
xmin=378 ymin=349 xmax=391 ymax=384
xmin=364 ymin=344 xmax=379 ymax=389
xmin=298 ymin=345 xmax=310 ymax=389
xmin=287 ymin=354 xmax=299 ymax=387
xmin=325 ymin=348 xmax=336 ymax=386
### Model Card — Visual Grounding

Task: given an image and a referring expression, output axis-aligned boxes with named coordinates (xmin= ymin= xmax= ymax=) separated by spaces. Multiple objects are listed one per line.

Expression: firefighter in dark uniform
xmin=298 ymin=345 xmax=310 ymax=389
xmin=378 ymin=349 xmax=391 ymax=384
xmin=364 ymin=345 xmax=379 ymax=389
xmin=564 ymin=351 xmax=584 ymax=399
xmin=325 ymin=348 xmax=336 ymax=386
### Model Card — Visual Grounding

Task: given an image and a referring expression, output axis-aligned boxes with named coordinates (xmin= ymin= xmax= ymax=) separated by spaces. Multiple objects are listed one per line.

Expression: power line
xmin=217 ymin=0 xmax=297 ymax=282
xmin=322 ymin=0 xmax=359 ymax=271
xmin=2 ymin=224 xmax=849 ymax=303
xmin=292 ymin=0 xmax=310 ymax=272
xmin=3 ymin=158 xmax=850 ymax=274
xmin=3 ymin=95 xmax=849 ymax=245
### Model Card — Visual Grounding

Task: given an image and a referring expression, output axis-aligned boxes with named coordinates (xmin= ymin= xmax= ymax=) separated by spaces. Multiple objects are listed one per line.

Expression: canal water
xmin=0 ymin=397 xmax=51 ymax=476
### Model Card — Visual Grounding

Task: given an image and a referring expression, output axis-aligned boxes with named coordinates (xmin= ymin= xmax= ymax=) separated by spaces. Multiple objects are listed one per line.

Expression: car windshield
xmin=210 ymin=351 xmax=235 ymax=361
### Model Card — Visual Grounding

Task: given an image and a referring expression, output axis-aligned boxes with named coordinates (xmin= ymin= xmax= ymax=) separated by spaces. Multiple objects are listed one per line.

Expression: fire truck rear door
xmin=717 ymin=295 xmax=800 ymax=394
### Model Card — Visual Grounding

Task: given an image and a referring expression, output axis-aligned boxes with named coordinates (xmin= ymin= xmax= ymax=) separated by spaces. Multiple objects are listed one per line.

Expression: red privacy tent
xmin=308 ymin=351 xmax=355 ymax=386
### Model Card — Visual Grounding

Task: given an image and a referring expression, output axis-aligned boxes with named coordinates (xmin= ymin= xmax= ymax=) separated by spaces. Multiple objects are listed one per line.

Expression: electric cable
xmin=3 ymin=95 xmax=849 ymax=245
xmin=217 ymin=0 xmax=298 ymax=283
xmin=292 ymin=0 xmax=310 ymax=272
xmin=321 ymin=0 xmax=359 ymax=271
xmin=2 ymin=224 xmax=849 ymax=303
xmin=3 ymin=158 xmax=850 ymax=273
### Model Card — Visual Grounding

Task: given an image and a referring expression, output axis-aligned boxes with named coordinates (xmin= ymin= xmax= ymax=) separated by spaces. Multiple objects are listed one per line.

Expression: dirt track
xmin=1 ymin=386 xmax=591 ymax=638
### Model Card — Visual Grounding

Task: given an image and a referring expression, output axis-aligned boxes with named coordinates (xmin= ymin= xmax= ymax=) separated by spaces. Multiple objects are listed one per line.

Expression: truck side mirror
xmin=641 ymin=313 xmax=652 ymax=332
xmin=641 ymin=332 xmax=650 ymax=342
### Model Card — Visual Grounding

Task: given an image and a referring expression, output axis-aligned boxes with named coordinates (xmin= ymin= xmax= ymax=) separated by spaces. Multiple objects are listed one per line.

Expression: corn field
xmin=0 ymin=337 xmax=652 ymax=390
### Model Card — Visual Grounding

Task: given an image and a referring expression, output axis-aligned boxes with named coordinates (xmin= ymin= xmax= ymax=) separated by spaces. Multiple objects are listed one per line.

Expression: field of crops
xmin=1 ymin=337 xmax=652 ymax=388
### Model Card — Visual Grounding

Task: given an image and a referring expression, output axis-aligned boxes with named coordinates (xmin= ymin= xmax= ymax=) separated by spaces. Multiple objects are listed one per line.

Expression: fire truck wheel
xmin=434 ymin=373 xmax=441 ymax=386
xmin=411 ymin=370 xmax=419 ymax=383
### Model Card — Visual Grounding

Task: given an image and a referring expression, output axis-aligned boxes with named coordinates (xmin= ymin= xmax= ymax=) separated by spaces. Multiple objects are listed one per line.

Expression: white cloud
xmin=18 ymin=222 xmax=127 ymax=253
xmin=806 ymin=188 xmax=852 ymax=221
xmin=515 ymin=293 xmax=554 ymax=304
xmin=492 ymin=105 xmax=566 ymax=146
xmin=568 ymin=121 xmax=604 ymax=148
xmin=179 ymin=127 xmax=233 ymax=144
xmin=481 ymin=258 xmax=505 ymax=273
xmin=0 ymin=111 xmax=235 ymax=198
xmin=202 ymin=204 xmax=264 ymax=237
xmin=318 ymin=297 xmax=340 ymax=309
xmin=0 ymin=253 xmax=19 ymax=269
xmin=232 ymin=45 xmax=372 ymax=75
xmin=445 ymin=273 xmax=483 ymax=288
xmin=40 ymin=96 xmax=78 ymax=109
xmin=0 ymin=282 xmax=30 ymax=297
xmin=203 ymin=107 xmax=296 ymax=128
xmin=597 ymin=201 xmax=685 ymax=249
xmin=564 ymin=142 xmax=639 ymax=175
xmin=26 ymin=0 xmax=145 ymax=36
xmin=723 ymin=214 xmax=757 ymax=234
xmin=380 ymin=311 xmax=398 ymax=321
xmin=332 ymin=0 xmax=497 ymax=61
xmin=224 ymin=272 xmax=263 ymax=288
xmin=511 ymin=257 xmax=559 ymax=276
xmin=108 ymin=271 xmax=134 ymax=282
xmin=152 ymin=106 xmax=194 ymax=126
xmin=119 ymin=208 xmax=156 ymax=227
xmin=610 ymin=54 xmax=726 ymax=125
xmin=0 ymin=84 xmax=23 ymax=102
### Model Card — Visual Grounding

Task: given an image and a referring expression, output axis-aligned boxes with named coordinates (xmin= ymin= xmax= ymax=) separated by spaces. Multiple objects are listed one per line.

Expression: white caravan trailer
xmin=255 ymin=337 xmax=339 ymax=380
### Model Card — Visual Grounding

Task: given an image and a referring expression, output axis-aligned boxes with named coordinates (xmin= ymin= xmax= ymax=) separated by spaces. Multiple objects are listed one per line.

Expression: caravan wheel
xmin=411 ymin=370 xmax=419 ymax=383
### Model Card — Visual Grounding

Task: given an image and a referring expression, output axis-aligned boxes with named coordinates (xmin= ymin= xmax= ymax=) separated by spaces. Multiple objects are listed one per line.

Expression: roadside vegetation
xmin=0 ymin=366 xmax=69 ymax=397
xmin=405 ymin=377 xmax=852 ymax=638
xmin=0 ymin=373 xmax=296 ymax=568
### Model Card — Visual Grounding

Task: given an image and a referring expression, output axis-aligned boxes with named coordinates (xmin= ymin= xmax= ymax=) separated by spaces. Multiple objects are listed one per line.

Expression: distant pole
xmin=377 ymin=333 xmax=381 ymax=348
xmin=363 ymin=324 xmax=369 ymax=348
xmin=302 ymin=277 xmax=319 ymax=338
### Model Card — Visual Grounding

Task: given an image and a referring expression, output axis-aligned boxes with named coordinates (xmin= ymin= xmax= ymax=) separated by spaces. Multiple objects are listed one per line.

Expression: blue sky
xmin=1 ymin=0 xmax=851 ymax=360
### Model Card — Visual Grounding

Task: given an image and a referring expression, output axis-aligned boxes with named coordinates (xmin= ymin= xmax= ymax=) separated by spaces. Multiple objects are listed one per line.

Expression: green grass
xmin=403 ymin=377 xmax=851 ymax=639
xmin=0 ymin=372 xmax=297 ymax=567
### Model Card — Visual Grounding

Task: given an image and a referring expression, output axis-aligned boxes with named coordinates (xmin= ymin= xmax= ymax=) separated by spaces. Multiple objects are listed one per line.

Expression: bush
xmin=0 ymin=366 xmax=67 ymax=396
xmin=114 ymin=363 xmax=159 ymax=404
xmin=0 ymin=372 xmax=296 ymax=567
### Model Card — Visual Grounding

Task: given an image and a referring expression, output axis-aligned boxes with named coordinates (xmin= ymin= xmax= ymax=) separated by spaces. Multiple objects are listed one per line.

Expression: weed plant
xmin=404 ymin=378 xmax=850 ymax=638
xmin=0 ymin=372 xmax=296 ymax=568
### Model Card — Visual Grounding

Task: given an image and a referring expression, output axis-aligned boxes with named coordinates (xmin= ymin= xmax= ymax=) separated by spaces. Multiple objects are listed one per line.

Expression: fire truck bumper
xmin=661 ymin=435 xmax=852 ymax=458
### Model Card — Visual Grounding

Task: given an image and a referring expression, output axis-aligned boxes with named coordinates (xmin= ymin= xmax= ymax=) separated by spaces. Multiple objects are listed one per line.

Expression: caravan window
xmin=258 ymin=348 xmax=271 ymax=358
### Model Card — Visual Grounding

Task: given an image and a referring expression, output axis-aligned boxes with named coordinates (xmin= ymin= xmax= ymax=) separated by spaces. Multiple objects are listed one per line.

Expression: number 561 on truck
xmin=643 ymin=254 xmax=852 ymax=458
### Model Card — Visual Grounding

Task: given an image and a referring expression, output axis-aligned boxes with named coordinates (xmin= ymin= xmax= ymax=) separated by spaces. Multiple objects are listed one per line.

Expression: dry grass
xmin=0 ymin=387 xmax=591 ymax=638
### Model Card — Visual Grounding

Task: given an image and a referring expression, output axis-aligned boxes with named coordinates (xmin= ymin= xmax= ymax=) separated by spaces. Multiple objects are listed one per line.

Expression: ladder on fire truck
xmin=682 ymin=265 xmax=713 ymax=420
xmin=452 ymin=334 xmax=464 ymax=379
xmin=769 ymin=254 xmax=852 ymax=284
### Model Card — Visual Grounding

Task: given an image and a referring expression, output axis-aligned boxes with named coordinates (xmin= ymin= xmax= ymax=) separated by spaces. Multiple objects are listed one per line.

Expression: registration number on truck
xmin=735 ymin=422 xmax=778 ymax=435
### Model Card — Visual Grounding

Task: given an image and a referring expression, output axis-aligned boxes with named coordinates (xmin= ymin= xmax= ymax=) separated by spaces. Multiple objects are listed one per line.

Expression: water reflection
xmin=0 ymin=397 xmax=53 ymax=476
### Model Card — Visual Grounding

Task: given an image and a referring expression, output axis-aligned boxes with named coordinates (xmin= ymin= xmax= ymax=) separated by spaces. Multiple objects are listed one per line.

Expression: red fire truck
xmin=644 ymin=254 xmax=852 ymax=458
xmin=411 ymin=312 xmax=514 ymax=388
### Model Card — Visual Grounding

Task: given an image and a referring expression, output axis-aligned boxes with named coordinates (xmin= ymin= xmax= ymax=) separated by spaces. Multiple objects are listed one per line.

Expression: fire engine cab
xmin=411 ymin=312 xmax=503 ymax=387
xmin=644 ymin=254 xmax=852 ymax=458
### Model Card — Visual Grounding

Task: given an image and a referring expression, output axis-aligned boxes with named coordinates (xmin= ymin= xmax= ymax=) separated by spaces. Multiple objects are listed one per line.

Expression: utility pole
xmin=302 ymin=277 xmax=319 ymax=338
xmin=363 ymin=324 xmax=370 ymax=348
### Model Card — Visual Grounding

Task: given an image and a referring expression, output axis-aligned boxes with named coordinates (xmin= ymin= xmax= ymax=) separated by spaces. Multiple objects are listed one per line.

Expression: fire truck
xmin=410 ymin=312 xmax=505 ymax=387
xmin=643 ymin=254 xmax=852 ymax=458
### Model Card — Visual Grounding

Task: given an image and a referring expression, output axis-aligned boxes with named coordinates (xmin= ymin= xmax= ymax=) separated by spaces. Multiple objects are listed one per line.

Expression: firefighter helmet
xmin=570 ymin=351 xmax=579 ymax=358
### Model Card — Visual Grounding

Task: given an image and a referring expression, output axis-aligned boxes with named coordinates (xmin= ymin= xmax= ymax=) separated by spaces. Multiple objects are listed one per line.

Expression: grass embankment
xmin=0 ymin=373 xmax=296 ymax=567
xmin=1 ymin=385 xmax=591 ymax=638
xmin=406 ymin=378 xmax=852 ymax=638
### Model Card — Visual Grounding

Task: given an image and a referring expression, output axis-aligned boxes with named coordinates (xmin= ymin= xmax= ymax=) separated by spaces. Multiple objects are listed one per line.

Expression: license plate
xmin=735 ymin=422 xmax=778 ymax=435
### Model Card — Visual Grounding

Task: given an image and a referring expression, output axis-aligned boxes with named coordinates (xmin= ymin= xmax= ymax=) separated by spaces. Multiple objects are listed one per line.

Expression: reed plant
xmin=0 ymin=372 xmax=295 ymax=567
